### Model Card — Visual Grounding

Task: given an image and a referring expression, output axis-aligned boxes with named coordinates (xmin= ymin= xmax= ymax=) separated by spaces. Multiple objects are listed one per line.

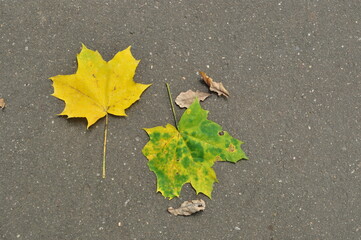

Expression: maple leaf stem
xmin=166 ymin=83 xmax=178 ymax=129
xmin=102 ymin=113 xmax=109 ymax=178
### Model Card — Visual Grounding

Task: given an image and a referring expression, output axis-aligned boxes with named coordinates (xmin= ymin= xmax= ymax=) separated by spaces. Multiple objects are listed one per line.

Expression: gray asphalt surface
xmin=1 ymin=1 xmax=360 ymax=239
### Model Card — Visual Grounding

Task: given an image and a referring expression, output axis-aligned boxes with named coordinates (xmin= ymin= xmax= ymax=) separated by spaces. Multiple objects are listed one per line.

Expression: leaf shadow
xmin=58 ymin=115 xmax=89 ymax=129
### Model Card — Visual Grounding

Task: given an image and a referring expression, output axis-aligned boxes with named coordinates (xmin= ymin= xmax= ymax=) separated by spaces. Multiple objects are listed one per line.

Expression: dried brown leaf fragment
xmin=0 ymin=98 xmax=5 ymax=109
xmin=175 ymin=90 xmax=210 ymax=108
xmin=199 ymin=71 xmax=230 ymax=97
xmin=168 ymin=199 xmax=206 ymax=216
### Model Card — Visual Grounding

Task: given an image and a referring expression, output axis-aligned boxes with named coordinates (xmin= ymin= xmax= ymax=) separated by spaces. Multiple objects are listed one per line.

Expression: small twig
xmin=166 ymin=83 xmax=178 ymax=128
xmin=102 ymin=114 xmax=109 ymax=178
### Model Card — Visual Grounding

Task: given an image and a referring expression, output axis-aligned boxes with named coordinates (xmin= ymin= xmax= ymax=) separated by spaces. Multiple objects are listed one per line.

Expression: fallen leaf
xmin=142 ymin=99 xmax=247 ymax=199
xmin=0 ymin=98 xmax=5 ymax=109
xmin=50 ymin=44 xmax=151 ymax=178
xmin=168 ymin=199 xmax=206 ymax=216
xmin=50 ymin=44 xmax=151 ymax=128
xmin=199 ymin=71 xmax=230 ymax=97
xmin=175 ymin=90 xmax=210 ymax=108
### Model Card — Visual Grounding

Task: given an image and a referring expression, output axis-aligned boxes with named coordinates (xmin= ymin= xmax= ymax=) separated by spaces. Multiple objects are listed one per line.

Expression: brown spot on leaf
xmin=227 ymin=144 xmax=235 ymax=152
xmin=218 ymin=131 xmax=224 ymax=136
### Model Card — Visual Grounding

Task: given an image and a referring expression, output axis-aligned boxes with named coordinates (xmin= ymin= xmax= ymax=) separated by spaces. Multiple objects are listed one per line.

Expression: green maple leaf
xmin=142 ymin=99 xmax=248 ymax=199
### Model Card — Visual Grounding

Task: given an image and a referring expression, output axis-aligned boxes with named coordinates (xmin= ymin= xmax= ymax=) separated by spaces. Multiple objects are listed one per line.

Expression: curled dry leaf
xmin=199 ymin=71 xmax=230 ymax=98
xmin=168 ymin=199 xmax=206 ymax=216
xmin=0 ymin=98 xmax=5 ymax=109
xmin=175 ymin=90 xmax=210 ymax=108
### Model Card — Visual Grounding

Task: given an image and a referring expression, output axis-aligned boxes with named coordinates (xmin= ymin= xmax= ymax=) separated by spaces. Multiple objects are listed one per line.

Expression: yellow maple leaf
xmin=50 ymin=44 xmax=151 ymax=178
xmin=50 ymin=44 xmax=150 ymax=128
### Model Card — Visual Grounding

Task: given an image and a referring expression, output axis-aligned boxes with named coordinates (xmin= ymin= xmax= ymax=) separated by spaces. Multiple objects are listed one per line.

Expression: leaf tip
xmin=86 ymin=120 xmax=97 ymax=129
xmin=125 ymin=45 xmax=140 ymax=62
xmin=142 ymin=127 xmax=151 ymax=134
xmin=56 ymin=112 xmax=66 ymax=117
xmin=80 ymin=42 xmax=88 ymax=49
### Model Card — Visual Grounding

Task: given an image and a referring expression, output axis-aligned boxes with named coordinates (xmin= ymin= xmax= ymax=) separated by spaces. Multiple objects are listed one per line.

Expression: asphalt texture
xmin=1 ymin=1 xmax=360 ymax=239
